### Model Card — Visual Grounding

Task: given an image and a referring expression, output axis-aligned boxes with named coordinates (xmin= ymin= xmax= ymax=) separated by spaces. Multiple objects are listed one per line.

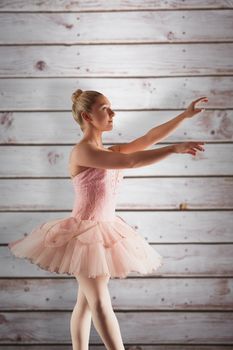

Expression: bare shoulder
xmin=71 ymin=141 xmax=95 ymax=156
xmin=72 ymin=141 xmax=87 ymax=153
xmin=69 ymin=142 xmax=91 ymax=177
xmin=73 ymin=142 xmax=120 ymax=154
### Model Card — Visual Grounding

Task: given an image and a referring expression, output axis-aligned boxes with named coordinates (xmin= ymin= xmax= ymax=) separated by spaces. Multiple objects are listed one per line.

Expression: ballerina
xmin=9 ymin=89 xmax=208 ymax=349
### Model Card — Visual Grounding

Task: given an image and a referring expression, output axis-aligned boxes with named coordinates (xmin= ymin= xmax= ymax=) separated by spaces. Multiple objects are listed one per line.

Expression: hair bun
xmin=71 ymin=89 xmax=83 ymax=103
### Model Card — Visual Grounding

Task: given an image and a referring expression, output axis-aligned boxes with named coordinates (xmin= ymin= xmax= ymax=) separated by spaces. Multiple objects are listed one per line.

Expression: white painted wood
xmin=1 ymin=277 xmax=232 ymax=310
xmin=0 ymin=346 xmax=232 ymax=350
xmin=0 ymin=0 xmax=232 ymax=11
xmin=1 ymin=110 xmax=232 ymax=144
xmin=1 ymin=11 xmax=233 ymax=44
xmin=0 ymin=311 xmax=233 ymax=344
xmin=0 ymin=77 xmax=232 ymax=110
xmin=0 ymin=44 xmax=232 ymax=77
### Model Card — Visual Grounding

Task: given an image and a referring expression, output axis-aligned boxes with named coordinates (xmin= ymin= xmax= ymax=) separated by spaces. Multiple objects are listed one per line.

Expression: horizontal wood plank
xmin=1 ymin=311 xmax=233 ymax=344
xmin=1 ymin=277 xmax=232 ymax=311
xmin=0 ymin=44 xmax=232 ymax=77
xmin=0 ymin=0 xmax=232 ymax=11
xmin=1 ymin=346 xmax=233 ymax=350
xmin=1 ymin=110 xmax=232 ymax=144
xmin=0 ymin=77 xmax=232 ymax=110
xmin=1 ymin=11 xmax=233 ymax=44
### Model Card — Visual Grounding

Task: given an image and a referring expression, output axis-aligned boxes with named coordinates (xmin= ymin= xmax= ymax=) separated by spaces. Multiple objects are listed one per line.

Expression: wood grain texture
xmin=0 ymin=311 xmax=233 ymax=344
xmin=1 ymin=345 xmax=233 ymax=350
xmin=1 ymin=77 xmax=233 ymax=110
xmin=1 ymin=44 xmax=233 ymax=77
xmin=1 ymin=278 xmax=233 ymax=311
xmin=0 ymin=0 xmax=233 ymax=11
xmin=1 ymin=110 xmax=232 ymax=144
xmin=1 ymin=11 xmax=233 ymax=44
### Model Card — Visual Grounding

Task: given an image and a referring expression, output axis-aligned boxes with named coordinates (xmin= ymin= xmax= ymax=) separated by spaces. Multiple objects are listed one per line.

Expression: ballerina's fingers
xmin=194 ymin=96 xmax=208 ymax=105
xmin=194 ymin=144 xmax=205 ymax=151
xmin=193 ymin=97 xmax=208 ymax=112
xmin=189 ymin=146 xmax=204 ymax=155
xmin=187 ymin=149 xmax=196 ymax=155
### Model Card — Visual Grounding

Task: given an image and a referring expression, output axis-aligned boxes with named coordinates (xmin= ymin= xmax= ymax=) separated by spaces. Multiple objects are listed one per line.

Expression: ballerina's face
xmin=85 ymin=95 xmax=116 ymax=131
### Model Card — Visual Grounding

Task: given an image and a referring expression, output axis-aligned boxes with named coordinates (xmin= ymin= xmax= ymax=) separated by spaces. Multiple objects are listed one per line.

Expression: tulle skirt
xmin=8 ymin=214 xmax=163 ymax=279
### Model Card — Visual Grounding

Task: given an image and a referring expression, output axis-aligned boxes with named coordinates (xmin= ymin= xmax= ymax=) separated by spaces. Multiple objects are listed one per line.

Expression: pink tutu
xmin=8 ymin=167 xmax=163 ymax=279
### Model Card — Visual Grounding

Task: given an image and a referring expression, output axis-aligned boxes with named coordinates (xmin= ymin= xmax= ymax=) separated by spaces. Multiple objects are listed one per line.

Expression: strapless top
xmin=70 ymin=167 xmax=124 ymax=221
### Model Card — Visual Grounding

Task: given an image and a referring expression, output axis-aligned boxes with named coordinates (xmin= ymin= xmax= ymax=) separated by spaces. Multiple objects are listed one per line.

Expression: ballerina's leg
xmin=75 ymin=272 xmax=125 ymax=350
xmin=70 ymin=282 xmax=92 ymax=350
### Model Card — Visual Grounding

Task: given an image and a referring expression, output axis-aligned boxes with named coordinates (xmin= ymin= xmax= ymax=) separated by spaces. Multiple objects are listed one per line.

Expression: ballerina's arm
xmin=109 ymin=96 xmax=208 ymax=154
xmin=73 ymin=142 xmax=175 ymax=170
xmin=108 ymin=111 xmax=188 ymax=154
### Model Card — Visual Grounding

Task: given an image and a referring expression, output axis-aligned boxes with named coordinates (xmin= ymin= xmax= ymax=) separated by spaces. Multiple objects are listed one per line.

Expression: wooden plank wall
xmin=0 ymin=0 xmax=233 ymax=349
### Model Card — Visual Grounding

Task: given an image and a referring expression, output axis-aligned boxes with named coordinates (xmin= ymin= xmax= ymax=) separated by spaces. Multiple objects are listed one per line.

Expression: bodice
xmin=70 ymin=167 xmax=124 ymax=221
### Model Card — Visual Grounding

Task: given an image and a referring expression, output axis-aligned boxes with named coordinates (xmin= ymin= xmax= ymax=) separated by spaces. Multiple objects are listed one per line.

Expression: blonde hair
xmin=71 ymin=89 xmax=103 ymax=132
